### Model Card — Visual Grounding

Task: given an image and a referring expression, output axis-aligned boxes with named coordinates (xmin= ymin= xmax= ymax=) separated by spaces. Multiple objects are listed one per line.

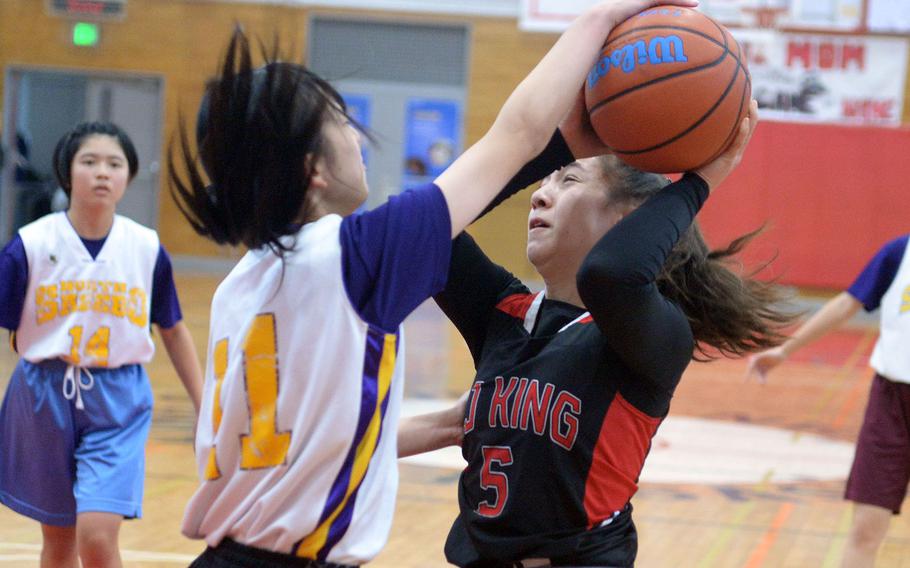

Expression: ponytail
xmin=595 ymin=155 xmax=797 ymax=360
xmin=657 ymin=223 xmax=794 ymax=361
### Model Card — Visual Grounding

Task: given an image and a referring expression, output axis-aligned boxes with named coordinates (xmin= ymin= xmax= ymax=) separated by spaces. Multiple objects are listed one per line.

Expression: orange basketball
xmin=584 ymin=6 xmax=751 ymax=173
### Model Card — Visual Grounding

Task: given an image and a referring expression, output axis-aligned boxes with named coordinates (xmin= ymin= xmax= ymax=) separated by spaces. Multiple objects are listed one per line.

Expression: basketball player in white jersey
xmin=0 ymin=122 xmax=203 ymax=568
xmin=169 ymin=2 xmax=699 ymax=566
xmin=749 ymin=234 xmax=910 ymax=568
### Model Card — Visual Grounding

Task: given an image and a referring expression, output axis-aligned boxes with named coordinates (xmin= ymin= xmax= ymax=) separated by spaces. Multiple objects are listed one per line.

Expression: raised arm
xmin=436 ymin=0 xmax=698 ymax=237
xmin=577 ymin=103 xmax=757 ymax=403
xmin=577 ymin=175 xmax=708 ymax=396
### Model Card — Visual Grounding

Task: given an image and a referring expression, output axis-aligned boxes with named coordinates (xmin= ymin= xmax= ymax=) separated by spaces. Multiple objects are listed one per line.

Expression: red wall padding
xmin=697 ymin=121 xmax=910 ymax=290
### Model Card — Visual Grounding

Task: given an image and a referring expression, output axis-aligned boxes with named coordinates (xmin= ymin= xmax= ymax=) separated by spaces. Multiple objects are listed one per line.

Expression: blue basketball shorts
xmin=0 ymin=358 xmax=153 ymax=526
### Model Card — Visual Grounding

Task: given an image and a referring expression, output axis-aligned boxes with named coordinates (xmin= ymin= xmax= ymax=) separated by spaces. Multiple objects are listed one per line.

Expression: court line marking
xmin=696 ymin=469 xmax=774 ymax=568
xmin=742 ymin=501 xmax=795 ymax=568
xmin=821 ymin=506 xmax=853 ymax=568
xmin=695 ymin=500 xmax=757 ymax=568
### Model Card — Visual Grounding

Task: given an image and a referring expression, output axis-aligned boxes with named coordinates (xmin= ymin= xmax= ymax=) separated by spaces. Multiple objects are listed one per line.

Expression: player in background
xmin=170 ymin=1 xmax=699 ymax=566
xmin=0 ymin=121 xmax=203 ymax=568
xmin=748 ymin=234 xmax=910 ymax=568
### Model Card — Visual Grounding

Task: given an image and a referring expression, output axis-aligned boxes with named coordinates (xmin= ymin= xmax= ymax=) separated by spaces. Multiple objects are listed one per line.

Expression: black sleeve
xmin=476 ymin=130 xmax=575 ymax=220
xmin=436 ymin=131 xmax=571 ymax=362
xmin=577 ymin=174 xmax=709 ymax=397
xmin=434 ymin=232 xmax=520 ymax=365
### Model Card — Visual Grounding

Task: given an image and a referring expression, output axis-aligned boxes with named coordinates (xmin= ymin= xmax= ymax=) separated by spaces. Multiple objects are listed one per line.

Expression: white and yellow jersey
xmin=16 ymin=213 xmax=157 ymax=368
xmin=182 ymin=215 xmax=406 ymax=564
xmin=183 ymin=184 xmax=452 ymax=564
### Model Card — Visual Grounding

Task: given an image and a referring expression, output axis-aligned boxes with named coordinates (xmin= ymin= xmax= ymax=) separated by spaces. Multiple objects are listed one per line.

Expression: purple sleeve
xmin=150 ymin=245 xmax=183 ymax=329
xmin=340 ymin=183 xmax=452 ymax=332
xmin=0 ymin=235 xmax=28 ymax=331
xmin=847 ymin=235 xmax=909 ymax=312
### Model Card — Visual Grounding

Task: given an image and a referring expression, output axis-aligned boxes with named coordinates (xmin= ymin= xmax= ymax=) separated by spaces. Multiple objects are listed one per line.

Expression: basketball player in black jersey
xmin=432 ymin=98 xmax=797 ymax=567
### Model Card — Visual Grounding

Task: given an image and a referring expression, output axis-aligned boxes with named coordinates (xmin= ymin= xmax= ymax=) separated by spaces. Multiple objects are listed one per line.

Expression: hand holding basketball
xmin=592 ymin=0 xmax=699 ymax=28
xmin=560 ymin=89 xmax=612 ymax=159
xmin=694 ymin=98 xmax=758 ymax=191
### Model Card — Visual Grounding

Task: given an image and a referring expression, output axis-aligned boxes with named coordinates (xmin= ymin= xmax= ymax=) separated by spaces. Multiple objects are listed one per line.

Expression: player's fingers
xmin=745 ymin=358 xmax=758 ymax=380
xmin=745 ymin=356 xmax=768 ymax=384
xmin=731 ymin=113 xmax=752 ymax=157
xmin=604 ymin=0 xmax=698 ymax=28
xmin=741 ymin=99 xmax=760 ymax=147
xmin=642 ymin=0 xmax=699 ymax=7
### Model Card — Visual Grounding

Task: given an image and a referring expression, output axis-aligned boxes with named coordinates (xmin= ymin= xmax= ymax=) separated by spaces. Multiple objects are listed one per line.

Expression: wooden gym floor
xmin=1 ymin=274 xmax=909 ymax=567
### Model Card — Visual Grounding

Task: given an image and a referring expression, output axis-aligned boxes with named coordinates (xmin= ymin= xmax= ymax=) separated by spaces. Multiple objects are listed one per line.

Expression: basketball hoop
xmin=742 ymin=6 xmax=787 ymax=29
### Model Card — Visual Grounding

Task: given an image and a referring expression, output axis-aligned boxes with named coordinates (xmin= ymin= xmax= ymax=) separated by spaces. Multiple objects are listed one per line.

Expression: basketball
xmin=584 ymin=6 xmax=751 ymax=173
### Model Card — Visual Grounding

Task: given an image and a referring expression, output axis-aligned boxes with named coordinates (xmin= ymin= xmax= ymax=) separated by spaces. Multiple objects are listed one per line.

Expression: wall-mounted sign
xmin=402 ymin=98 xmax=462 ymax=187
xmin=46 ymin=0 xmax=126 ymax=21
xmin=340 ymin=93 xmax=372 ymax=167
xmin=520 ymin=0 xmax=864 ymax=32
xmin=734 ymin=29 xmax=909 ymax=125
xmin=867 ymin=0 xmax=910 ymax=33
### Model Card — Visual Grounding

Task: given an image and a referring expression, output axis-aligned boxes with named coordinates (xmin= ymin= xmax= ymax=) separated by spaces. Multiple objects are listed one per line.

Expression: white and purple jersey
xmin=0 ymin=213 xmax=182 ymax=366
xmin=848 ymin=234 xmax=910 ymax=383
xmin=181 ymin=184 xmax=451 ymax=565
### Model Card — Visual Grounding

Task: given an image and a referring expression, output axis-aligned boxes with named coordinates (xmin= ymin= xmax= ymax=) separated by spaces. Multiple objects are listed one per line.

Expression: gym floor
xmin=0 ymin=274 xmax=908 ymax=567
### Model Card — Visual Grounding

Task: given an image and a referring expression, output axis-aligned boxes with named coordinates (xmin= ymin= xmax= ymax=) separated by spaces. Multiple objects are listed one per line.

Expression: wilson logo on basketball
xmin=583 ymin=6 xmax=750 ymax=172
xmin=587 ymin=35 xmax=689 ymax=88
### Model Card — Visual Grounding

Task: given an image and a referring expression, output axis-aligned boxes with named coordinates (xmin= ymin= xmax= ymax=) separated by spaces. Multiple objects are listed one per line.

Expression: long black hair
xmin=596 ymin=155 xmax=796 ymax=361
xmin=169 ymin=27 xmax=355 ymax=256
xmin=53 ymin=121 xmax=139 ymax=197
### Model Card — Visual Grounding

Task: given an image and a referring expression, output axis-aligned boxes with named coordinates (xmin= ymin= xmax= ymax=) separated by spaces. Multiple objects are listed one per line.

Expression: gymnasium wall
xmin=0 ymin=0 xmax=312 ymax=257
xmin=0 ymin=0 xmax=908 ymax=288
xmin=698 ymin=122 xmax=910 ymax=290
xmin=0 ymin=0 xmax=553 ymax=269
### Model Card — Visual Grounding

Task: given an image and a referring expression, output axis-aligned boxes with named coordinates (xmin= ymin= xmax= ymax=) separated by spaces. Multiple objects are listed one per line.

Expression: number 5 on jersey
xmin=478 ymin=446 xmax=513 ymax=517
xmin=205 ymin=313 xmax=291 ymax=480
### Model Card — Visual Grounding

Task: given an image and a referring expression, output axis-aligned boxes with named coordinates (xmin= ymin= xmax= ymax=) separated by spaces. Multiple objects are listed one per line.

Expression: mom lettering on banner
xmin=787 ymin=40 xmax=865 ymax=71
xmin=741 ymin=38 xmax=865 ymax=71
xmin=734 ymin=28 xmax=907 ymax=125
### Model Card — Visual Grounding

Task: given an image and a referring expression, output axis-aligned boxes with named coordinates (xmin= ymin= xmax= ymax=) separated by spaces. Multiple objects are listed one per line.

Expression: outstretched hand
xmin=694 ymin=99 xmax=759 ymax=191
xmin=745 ymin=346 xmax=786 ymax=384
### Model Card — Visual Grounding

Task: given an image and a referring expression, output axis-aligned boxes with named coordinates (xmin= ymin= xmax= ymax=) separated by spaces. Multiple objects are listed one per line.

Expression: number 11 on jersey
xmin=205 ymin=313 xmax=291 ymax=480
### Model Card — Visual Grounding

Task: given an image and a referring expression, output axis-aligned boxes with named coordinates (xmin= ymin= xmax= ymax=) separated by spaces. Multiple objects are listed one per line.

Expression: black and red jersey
xmin=435 ymin=173 xmax=709 ymax=566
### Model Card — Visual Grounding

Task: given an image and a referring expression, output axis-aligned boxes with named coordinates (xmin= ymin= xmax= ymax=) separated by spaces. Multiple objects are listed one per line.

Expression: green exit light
xmin=72 ymin=22 xmax=100 ymax=47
